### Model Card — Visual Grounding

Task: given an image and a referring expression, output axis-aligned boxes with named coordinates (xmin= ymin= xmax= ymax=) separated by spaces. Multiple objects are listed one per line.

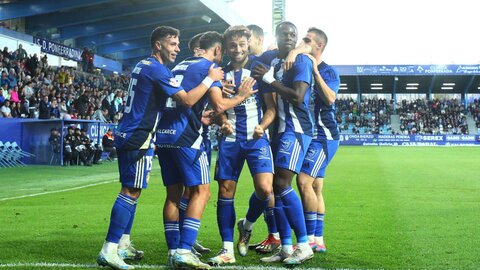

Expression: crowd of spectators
xmin=468 ymin=98 xmax=480 ymax=133
xmin=397 ymin=98 xmax=469 ymax=135
xmin=335 ymin=97 xmax=393 ymax=134
xmin=0 ymin=44 xmax=129 ymax=123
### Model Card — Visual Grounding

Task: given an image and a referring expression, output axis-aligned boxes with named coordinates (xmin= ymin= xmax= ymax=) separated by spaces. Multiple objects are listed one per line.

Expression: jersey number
xmin=165 ymin=75 xmax=184 ymax=108
xmin=124 ymin=78 xmax=138 ymax=114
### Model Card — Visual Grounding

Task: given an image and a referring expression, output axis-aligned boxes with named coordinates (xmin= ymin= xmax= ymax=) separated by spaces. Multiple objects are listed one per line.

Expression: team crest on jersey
xmin=169 ymin=77 xmax=180 ymax=87
xmin=279 ymin=140 xmax=292 ymax=154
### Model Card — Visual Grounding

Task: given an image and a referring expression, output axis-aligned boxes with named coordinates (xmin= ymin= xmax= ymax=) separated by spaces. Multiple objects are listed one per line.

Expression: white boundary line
xmin=0 ymin=180 xmax=117 ymax=202
xmin=0 ymin=262 xmax=334 ymax=269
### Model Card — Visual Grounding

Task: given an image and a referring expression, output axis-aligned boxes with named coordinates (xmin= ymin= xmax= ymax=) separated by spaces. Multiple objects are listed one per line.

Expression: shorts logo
xmin=279 ymin=140 xmax=292 ymax=154
xmin=258 ymin=146 xmax=270 ymax=160
xmin=306 ymin=148 xmax=318 ymax=161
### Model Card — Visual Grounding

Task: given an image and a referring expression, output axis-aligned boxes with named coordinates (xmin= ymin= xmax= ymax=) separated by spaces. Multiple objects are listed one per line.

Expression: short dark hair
xmin=307 ymin=27 xmax=328 ymax=46
xmin=247 ymin=24 xmax=264 ymax=38
xmin=150 ymin=26 xmax=180 ymax=49
xmin=188 ymin=33 xmax=204 ymax=53
xmin=223 ymin=25 xmax=251 ymax=45
xmin=275 ymin=21 xmax=297 ymax=36
xmin=199 ymin=31 xmax=223 ymax=50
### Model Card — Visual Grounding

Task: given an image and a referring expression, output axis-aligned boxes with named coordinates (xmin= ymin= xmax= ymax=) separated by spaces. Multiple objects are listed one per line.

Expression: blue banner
xmin=33 ymin=37 xmax=82 ymax=61
xmin=334 ymin=64 xmax=480 ymax=76
xmin=339 ymin=134 xmax=480 ymax=146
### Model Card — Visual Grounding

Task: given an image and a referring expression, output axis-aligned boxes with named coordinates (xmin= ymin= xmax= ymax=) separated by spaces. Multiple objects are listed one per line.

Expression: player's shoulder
xmin=257 ymin=50 xmax=279 ymax=64
xmin=135 ymin=57 xmax=169 ymax=74
xmin=295 ymin=54 xmax=313 ymax=65
xmin=318 ymin=61 xmax=340 ymax=79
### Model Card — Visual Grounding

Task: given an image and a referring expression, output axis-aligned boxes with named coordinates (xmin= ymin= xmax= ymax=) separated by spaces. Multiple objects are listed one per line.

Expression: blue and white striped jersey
xmin=155 ymin=57 xmax=222 ymax=149
xmin=223 ymin=57 xmax=264 ymax=142
xmin=311 ymin=61 xmax=341 ymax=140
xmin=272 ymin=54 xmax=314 ymax=136
xmin=114 ymin=57 xmax=183 ymax=150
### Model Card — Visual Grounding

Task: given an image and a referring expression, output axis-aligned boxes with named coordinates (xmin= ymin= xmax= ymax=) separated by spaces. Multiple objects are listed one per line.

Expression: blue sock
xmin=106 ymin=193 xmax=137 ymax=243
xmin=315 ymin=213 xmax=325 ymax=237
xmin=274 ymin=196 xmax=292 ymax=246
xmin=278 ymin=187 xmax=308 ymax=244
xmin=179 ymin=217 xmax=201 ymax=250
xmin=124 ymin=203 xmax=137 ymax=235
xmin=304 ymin=211 xmax=317 ymax=237
xmin=246 ymin=192 xmax=269 ymax=223
xmin=217 ymin=197 xmax=235 ymax=242
xmin=264 ymin=207 xmax=278 ymax=234
xmin=164 ymin=221 xmax=180 ymax=250
xmin=178 ymin=197 xmax=189 ymax=229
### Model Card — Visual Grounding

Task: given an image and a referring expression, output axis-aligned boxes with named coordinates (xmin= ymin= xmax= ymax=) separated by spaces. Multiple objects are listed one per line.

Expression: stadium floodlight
xmin=371 ymin=87 xmax=383 ymax=90
xmin=370 ymin=83 xmax=383 ymax=86
xmin=339 ymin=86 xmax=348 ymax=90
xmin=340 ymin=83 xmax=347 ymax=86
xmin=441 ymin=86 xmax=454 ymax=90
xmin=407 ymin=83 xmax=419 ymax=86
xmin=442 ymin=83 xmax=455 ymax=86
xmin=406 ymin=86 xmax=418 ymax=90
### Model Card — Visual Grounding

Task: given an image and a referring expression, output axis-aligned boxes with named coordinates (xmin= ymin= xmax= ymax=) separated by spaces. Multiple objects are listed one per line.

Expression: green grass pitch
xmin=1 ymin=146 xmax=479 ymax=269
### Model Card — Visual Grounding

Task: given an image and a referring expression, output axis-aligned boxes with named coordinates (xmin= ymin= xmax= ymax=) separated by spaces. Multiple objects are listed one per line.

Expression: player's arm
xmin=209 ymin=77 xmax=257 ymax=113
xmin=213 ymin=113 xmax=233 ymax=135
xmin=284 ymin=41 xmax=313 ymax=71
xmin=253 ymin=92 xmax=276 ymax=139
xmin=172 ymin=64 xmax=224 ymax=108
xmin=252 ymin=64 xmax=308 ymax=107
xmin=304 ymin=54 xmax=337 ymax=105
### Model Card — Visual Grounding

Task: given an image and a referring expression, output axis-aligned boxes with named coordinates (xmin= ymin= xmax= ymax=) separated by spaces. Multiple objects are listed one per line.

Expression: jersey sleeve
xmin=210 ymin=62 xmax=223 ymax=89
xmin=292 ymin=54 xmax=313 ymax=85
xmin=321 ymin=66 xmax=340 ymax=94
xmin=156 ymin=65 xmax=184 ymax=96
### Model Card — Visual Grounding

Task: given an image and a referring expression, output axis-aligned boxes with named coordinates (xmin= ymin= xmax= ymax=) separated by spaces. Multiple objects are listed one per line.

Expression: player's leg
xmin=237 ymin=139 xmax=273 ymax=256
xmin=208 ymin=140 xmax=243 ymax=265
xmin=174 ymin=149 xmax=212 ymax=269
xmin=98 ymin=148 xmax=153 ymax=269
xmin=313 ymin=140 xmax=339 ymax=252
xmin=250 ymin=196 xmax=280 ymax=254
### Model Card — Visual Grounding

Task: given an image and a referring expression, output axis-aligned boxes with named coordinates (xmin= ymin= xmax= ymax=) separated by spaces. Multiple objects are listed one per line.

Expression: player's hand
xmin=221 ymin=79 xmax=236 ymax=96
xmin=252 ymin=64 xmax=268 ymax=81
xmin=207 ymin=64 xmax=224 ymax=82
xmin=303 ymin=54 xmax=319 ymax=75
xmin=201 ymin=109 xmax=214 ymax=125
xmin=220 ymin=121 xmax=233 ymax=135
xmin=284 ymin=49 xmax=299 ymax=71
xmin=237 ymin=77 xmax=258 ymax=98
xmin=253 ymin=125 xmax=264 ymax=139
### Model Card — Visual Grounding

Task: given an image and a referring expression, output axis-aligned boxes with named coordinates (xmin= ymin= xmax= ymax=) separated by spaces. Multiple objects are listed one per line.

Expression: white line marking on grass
xmin=0 ymin=262 xmax=335 ymax=269
xmin=0 ymin=180 xmax=117 ymax=202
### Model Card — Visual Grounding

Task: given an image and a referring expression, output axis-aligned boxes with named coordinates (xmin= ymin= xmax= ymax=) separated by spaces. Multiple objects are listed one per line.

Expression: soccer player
xmin=156 ymin=31 xmax=257 ymax=269
xmin=252 ymin=21 xmax=315 ymax=265
xmin=205 ymin=26 xmax=276 ymax=266
xmin=287 ymin=28 xmax=340 ymax=253
xmin=246 ymin=24 xmax=282 ymax=254
xmin=96 ymin=26 xmax=224 ymax=270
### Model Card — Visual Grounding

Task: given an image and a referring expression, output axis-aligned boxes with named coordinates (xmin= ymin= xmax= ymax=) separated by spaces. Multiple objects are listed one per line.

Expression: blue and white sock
xmin=244 ymin=192 xmax=269 ymax=231
xmin=217 ymin=197 xmax=235 ymax=242
xmin=305 ymin=211 xmax=317 ymax=242
xmin=106 ymin=193 xmax=137 ymax=244
xmin=178 ymin=197 xmax=189 ymax=229
xmin=274 ymin=196 xmax=292 ymax=246
xmin=278 ymin=187 xmax=308 ymax=244
xmin=179 ymin=217 xmax=201 ymax=251
xmin=264 ymin=207 xmax=278 ymax=235
xmin=315 ymin=213 xmax=325 ymax=245
xmin=164 ymin=221 xmax=180 ymax=252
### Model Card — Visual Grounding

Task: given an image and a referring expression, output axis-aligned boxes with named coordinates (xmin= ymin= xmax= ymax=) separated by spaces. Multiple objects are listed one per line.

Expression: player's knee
xmin=121 ymin=186 xmax=141 ymax=199
xmin=256 ymin=184 xmax=273 ymax=200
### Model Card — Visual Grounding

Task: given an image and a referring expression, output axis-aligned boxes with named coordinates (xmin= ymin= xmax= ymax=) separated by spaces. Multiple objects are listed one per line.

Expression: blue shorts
xmin=272 ymin=132 xmax=312 ymax=174
xmin=301 ymin=140 xmax=339 ymax=178
xmin=117 ymin=148 xmax=154 ymax=189
xmin=157 ymin=146 xmax=210 ymax=187
xmin=215 ymin=137 xmax=274 ymax=181
xmin=204 ymin=139 xmax=212 ymax=166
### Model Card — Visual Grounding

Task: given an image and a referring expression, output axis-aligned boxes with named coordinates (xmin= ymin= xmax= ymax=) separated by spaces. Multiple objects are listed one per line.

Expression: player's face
xmin=303 ymin=32 xmax=323 ymax=54
xmin=226 ymin=35 xmax=249 ymax=64
xmin=276 ymin=24 xmax=298 ymax=53
xmin=248 ymin=35 xmax=262 ymax=56
xmin=159 ymin=35 xmax=180 ymax=64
